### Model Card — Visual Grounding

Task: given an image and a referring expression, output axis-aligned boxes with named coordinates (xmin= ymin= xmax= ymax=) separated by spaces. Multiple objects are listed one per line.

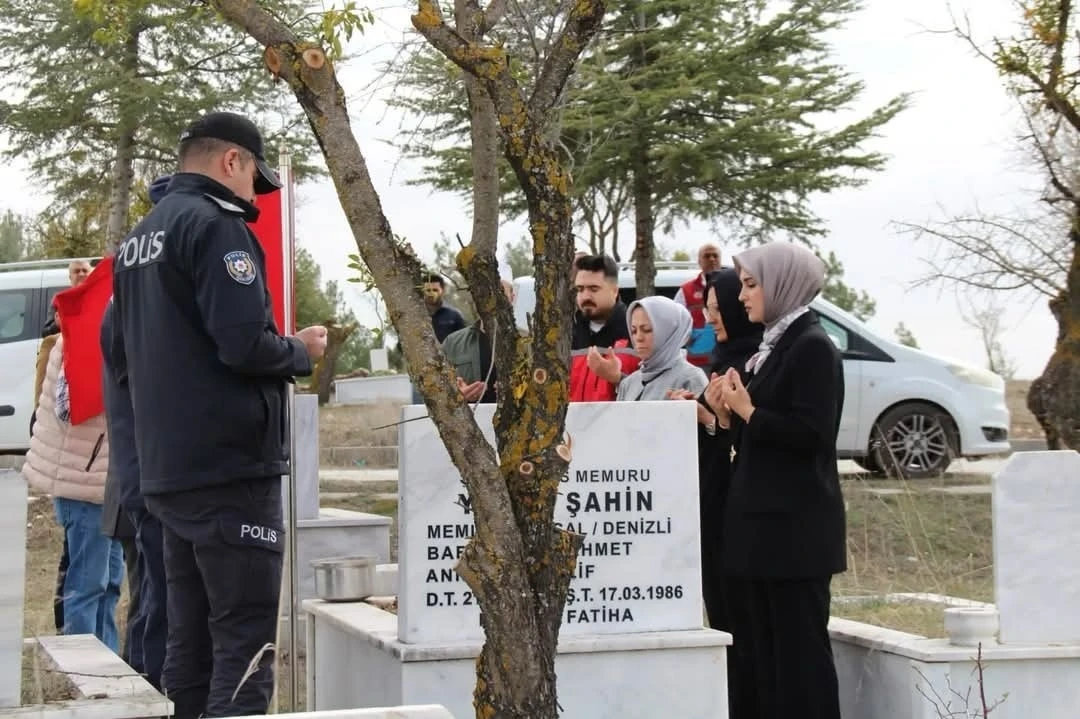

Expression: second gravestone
xmin=398 ymin=401 xmax=702 ymax=644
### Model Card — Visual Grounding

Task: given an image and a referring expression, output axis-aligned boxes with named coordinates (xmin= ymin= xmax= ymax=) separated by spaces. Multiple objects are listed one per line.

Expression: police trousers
xmin=145 ymin=477 xmax=284 ymax=719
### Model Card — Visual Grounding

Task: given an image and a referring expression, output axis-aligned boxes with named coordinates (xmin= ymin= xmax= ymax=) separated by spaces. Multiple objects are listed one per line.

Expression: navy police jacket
xmin=100 ymin=300 xmax=141 ymax=512
xmin=112 ymin=173 xmax=312 ymax=495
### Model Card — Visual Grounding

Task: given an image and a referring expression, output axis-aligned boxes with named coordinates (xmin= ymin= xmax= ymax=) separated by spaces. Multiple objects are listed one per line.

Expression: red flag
xmin=53 ymin=256 xmax=113 ymax=425
xmin=249 ymin=190 xmax=287 ymax=332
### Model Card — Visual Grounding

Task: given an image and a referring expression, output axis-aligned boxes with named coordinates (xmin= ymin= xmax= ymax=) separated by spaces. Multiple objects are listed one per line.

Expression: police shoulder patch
xmin=223 ymin=250 xmax=257 ymax=285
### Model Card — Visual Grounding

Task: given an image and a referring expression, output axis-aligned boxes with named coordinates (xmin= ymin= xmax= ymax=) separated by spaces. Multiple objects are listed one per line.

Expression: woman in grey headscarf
xmin=616 ymin=296 xmax=707 ymax=401
xmin=702 ymin=241 xmax=845 ymax=719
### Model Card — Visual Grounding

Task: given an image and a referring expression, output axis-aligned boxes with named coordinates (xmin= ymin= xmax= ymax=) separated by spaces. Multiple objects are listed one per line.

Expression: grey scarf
xmin=734 ymin=242 xmax=826 ymax=374
xmin=626 ymin=296 xmax=693 ymax=382
xmin=733 ymin=242 xmax=825 ymax=326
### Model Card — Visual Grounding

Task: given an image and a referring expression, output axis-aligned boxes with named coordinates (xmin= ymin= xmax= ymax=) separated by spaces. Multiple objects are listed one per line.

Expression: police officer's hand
xmin=296 ymin=325 xmax=328 ymax=360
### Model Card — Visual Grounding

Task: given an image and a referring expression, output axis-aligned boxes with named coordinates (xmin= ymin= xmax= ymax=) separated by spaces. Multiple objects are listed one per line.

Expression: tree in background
xmin=899 ymin=1 xmax=1080 ymax=447
xmin=389 ymin=0 xmax=907 ymax=295
xmin=0 ymin=210 xmax=33 ymax=263
xmin=894 ymin=322 xmax=920 ymax=348
xmin=961 ymin=298 xmax=1016 ymax=380
xmin=820 ymin=250 xmax=876 ymax=321
xmin=503 ymin=235 xmax=533 ymax=279
xmin=0 ymin=0 xmax=320 ymax=251
xmin=294 ymin=245 xmax=370 ymax=403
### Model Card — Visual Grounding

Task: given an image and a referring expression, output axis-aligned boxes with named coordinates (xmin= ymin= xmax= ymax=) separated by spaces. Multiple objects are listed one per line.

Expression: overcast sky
xmin=0 ymin=0 xmax=1057 ymax=378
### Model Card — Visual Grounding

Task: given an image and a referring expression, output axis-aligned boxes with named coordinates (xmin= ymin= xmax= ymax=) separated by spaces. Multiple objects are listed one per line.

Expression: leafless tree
xmin=897 ymin=0 xmax=1080 ymax=448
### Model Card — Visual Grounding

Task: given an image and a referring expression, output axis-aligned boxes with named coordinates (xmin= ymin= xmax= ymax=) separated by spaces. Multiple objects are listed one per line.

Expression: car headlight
xmin=947 ymin=363 xmax=1004 ymax=390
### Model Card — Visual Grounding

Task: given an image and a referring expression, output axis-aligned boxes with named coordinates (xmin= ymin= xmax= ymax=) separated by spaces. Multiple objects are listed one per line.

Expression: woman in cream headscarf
xmin=703 ymin=241 xmax=845 ymax=719
xmin=616 ymin=295 xmax=707 ymax=401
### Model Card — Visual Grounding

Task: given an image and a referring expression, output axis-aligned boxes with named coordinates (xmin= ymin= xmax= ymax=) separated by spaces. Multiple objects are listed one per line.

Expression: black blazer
xmin=721 ymin=312 xmax=846 ymax=579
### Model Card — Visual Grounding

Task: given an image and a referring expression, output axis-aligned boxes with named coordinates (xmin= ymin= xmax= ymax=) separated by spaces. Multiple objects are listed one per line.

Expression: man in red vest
xmin=674 ymin=243 xmax=722 ymax=367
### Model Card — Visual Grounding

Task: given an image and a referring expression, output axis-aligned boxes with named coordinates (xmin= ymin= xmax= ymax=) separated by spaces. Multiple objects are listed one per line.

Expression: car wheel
xmin=870 ymin=402 xmax=957 ymax=480
xmin=851 ymin=454 xmax=884 ymax=475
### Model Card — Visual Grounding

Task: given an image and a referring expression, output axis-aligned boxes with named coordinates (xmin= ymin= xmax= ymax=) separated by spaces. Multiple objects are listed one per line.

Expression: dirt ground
xmin=1005 ymin=379 xmax=1042 ymax=438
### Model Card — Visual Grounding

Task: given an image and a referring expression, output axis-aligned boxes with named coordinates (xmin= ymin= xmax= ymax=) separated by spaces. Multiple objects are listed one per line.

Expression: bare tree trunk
xmin=1030 ymin=224 xmax=1080 ymax=449
xmin=105 ymin=28 xmax=140 ymax=251
xmin=207 ymin=1 xmax=603 ymax=716
xmin=312 ymin=320 xmax=356 ymax=405
xmin=632 ymin=134 xmax=655 ymax=296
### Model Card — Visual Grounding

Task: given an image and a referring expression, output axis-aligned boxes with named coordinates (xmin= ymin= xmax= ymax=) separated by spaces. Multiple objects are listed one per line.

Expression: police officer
xmin=111 ymin=112 xmax=327 ymax=719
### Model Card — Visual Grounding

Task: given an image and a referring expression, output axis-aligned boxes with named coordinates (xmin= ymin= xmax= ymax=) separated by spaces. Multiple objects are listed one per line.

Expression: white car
xmin=0 ymin=259 xmax=95 ymax=454
xmin=513 ymin=261 xmax=1011 ymax=479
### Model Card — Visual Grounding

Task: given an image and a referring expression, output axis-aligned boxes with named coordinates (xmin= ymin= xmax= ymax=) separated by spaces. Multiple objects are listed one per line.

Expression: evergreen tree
xmin=820 ymin=250 xmax=876 ymax=321
xmin=0 ymin=210 xmax=28 ymax=263
xmin=895 ymin=322 xmax=919 ymax=348
xmin=0 ymin=0 xmax=320 ymax=249
xmin=388 ymin=0 xmax=907 ymax=294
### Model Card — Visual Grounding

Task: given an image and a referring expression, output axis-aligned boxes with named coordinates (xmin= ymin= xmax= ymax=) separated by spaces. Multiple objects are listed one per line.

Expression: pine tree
xmin=0 ymin=0 xmax=320 ymax=250
xmin=387 ymin=0 xmax=907 ymax=294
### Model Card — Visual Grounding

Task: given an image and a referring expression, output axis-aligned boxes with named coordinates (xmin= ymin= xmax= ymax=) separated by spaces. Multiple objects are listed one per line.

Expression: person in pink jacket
xmin=23 ymin=335 xmax=123 ymax=651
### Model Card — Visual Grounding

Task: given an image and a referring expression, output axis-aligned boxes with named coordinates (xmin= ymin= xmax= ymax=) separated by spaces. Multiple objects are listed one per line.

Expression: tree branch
xmin=526 ymin=1 xmax=603 ymax=122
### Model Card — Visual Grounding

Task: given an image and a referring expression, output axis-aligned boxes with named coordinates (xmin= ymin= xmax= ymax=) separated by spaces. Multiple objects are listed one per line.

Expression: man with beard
xmin=422 ymin=273 xmax=467 ymax=342
xmin=569 ymin=254 xmax=640 ymax=401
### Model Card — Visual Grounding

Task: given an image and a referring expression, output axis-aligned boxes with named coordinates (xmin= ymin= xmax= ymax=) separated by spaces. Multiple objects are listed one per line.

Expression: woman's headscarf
xmin=705 ymin=269 xmax=763 ymax=375
xmin=732 ymin=242 xmax=826 ymax=327
xmin=626 ymin=295 xmax=693 ymax=382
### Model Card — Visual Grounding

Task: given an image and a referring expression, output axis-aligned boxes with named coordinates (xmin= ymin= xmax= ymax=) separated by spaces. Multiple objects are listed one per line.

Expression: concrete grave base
xmin=304 ymin=600 xmax=730 ymax=719
xmin=9 ymin=634 xmax=170 ymax=718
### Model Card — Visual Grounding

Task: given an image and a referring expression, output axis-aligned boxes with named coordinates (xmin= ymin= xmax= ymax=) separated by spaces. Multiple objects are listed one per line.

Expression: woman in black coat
xmin=704 ymin=241 xmax=845 ymax=719
xmin=693 ymin=269 xmax=762 ymax=631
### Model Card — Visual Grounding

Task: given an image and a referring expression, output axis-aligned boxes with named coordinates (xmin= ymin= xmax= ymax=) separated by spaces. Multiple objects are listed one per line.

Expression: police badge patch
xmin=223 ymin=250 xmax=256 ymax=285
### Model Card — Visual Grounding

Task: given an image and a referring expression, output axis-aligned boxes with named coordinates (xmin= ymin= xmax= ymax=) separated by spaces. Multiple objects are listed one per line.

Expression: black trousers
xmin=726 ymin=576 xmax=840 ymax=719
xmin=125 ymin=507 xmax=167 ymax=690
xmin=120 ymin=535 xmax=140 ymax=665
xmin=145 ymin=478 xmax=284 ymax=719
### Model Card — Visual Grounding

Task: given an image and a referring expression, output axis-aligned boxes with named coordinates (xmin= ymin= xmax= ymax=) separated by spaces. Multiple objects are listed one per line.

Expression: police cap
xmin=179 ymin=112 xmax=283 ymax=195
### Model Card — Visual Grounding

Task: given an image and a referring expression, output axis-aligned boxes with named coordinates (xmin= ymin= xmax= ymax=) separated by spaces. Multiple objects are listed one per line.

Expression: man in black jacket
xmin=99 ymin=174 xmax=173 ymax=688
xmin=112 ymin=112 xmax=326 ymax=718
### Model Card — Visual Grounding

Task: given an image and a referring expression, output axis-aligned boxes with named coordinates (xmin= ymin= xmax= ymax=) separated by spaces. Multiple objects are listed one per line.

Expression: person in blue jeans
xmin=22 ymin=333 xmax=123 ymax=652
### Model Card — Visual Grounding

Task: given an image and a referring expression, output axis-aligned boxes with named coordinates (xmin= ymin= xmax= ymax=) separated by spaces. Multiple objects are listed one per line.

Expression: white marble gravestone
xmin=0 ymin=470 xmax=26 ymax=707
xmin=282 ymin=393 xmax=319 ymax=522
xmin=993 ymin=451 xmax=1080 ymax=644
xmin=397 ymin=401 xmax=702 ymax=644
xmin=370 ymin=348 xmax=390 ymax=373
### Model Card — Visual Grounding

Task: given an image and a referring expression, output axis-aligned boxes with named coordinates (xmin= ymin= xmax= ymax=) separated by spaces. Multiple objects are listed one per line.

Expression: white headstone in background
xmin=398 ymin=401 xmax=702 ymax=644
xmin=370 ymin=349 xmax=389 ymax=373
xmin=993 ymin=451 xmax=1080 ymax=644
xmin=283 ymin=393 xmax=320 ymax=522
xmin=0 ymin=470 xmax=26 ymax=707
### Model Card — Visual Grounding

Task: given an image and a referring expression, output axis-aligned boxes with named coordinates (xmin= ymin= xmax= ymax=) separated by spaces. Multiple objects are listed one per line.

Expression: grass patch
xmin=831 ymin=598 xmax=947 ymax=638
xmin=836 ymin=478 xmax=993 ymax=604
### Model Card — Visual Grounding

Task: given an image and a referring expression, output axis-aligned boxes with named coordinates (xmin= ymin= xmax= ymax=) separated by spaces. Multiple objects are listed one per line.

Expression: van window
xmin=0 ymin=289 xmax=32 ymax=343
xmin=816 ymin=313 xmax=850 ymax=352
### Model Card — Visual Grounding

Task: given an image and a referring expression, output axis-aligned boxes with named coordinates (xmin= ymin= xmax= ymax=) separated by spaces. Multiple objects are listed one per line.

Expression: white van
xmin=0 ymin=258 xmax=98 ymax=454
xmin=513 ymin=261 xmax=1011 ymax=479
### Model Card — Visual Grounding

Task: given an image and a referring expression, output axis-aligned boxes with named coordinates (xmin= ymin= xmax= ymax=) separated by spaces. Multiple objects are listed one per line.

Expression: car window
xmin=0 ymin=289 xmax=32 ymax=343
xmin=617 ymin=286 xmax=680 ymax=306
xmin=816 ymin=313 xmax=850 ymax=352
